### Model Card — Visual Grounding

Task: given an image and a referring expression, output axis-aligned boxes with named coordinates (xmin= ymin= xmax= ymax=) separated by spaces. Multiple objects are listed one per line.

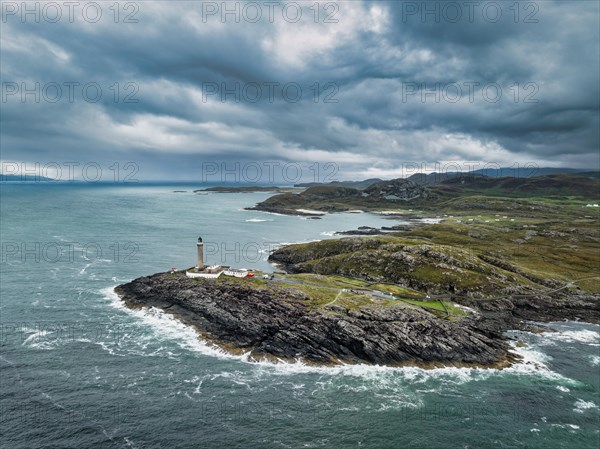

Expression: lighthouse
xmin=186 ymin=237 xmax=231 ymax=279
xmin=196 ymin=236 xmax=204 ymax=270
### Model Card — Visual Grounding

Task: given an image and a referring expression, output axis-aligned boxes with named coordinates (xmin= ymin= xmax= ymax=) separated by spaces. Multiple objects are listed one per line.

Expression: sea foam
xmin=102 ymin=287 xmax=578 ymax=386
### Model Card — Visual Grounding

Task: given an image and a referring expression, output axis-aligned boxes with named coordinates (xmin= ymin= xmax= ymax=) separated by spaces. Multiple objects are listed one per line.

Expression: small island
xmin=195 ymin=186 xmax=297 ymax=193
xmin=116 ymin=173 xmax=600 ymax=368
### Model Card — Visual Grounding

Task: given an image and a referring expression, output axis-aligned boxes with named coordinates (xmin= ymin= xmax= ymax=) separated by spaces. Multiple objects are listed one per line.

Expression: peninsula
xmin=116 ymin=173 xmax=600 ymax=367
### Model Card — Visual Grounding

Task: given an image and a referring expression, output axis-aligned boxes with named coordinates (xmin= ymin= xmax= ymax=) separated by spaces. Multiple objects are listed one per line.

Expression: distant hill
xmin=363 ymin=178 xmax=436 ymax=201
xmin=407 ymin=172 xmax=487 ymax=185
xmin=251 ymin=173 xmax=599 ymax=215
xmin=200 ymin=186 xmax=287 ymax=193
xmin=471 ymin=167 xmax=595 ymax=178
xmin=295 ymin=178 xmax=383 ymax=190
xmin=570 ymin=171 xmax=600 ymax=179
xmin=295 ymin=168 xmax=597 ymax=189
xmin=250 ymin=179 xmax=434 ymax=215
xmin=432 ymin=173 xmax=600 ymax=199
xmin=0 ymin=174 xmax=55 ymax=182
xmin=408 ymin=168 xmax=599 ymax=185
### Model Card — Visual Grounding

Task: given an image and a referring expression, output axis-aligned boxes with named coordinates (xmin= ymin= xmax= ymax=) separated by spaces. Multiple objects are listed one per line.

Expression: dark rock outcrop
xmin=363 ymin=179 xmax=435 ymax=201
xmin=115 ymin=272 xmax=518 ymax=368
xmin=336 ymin=226 xmax=383 ymax=235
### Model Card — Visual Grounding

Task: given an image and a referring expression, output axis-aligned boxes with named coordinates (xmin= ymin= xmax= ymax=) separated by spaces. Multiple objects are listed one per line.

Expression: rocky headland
xmin=115 ymin=271 xmax=518 ymax=367
xmin=247 ymin=174 xmax=600 ymax=216
xmin=246 ymin=179 xmax=434 ymax=215
xmin=115 ymin=268 xmax=598 ymax=368
xmin=116 ymin=173 xmax=599 ymax=368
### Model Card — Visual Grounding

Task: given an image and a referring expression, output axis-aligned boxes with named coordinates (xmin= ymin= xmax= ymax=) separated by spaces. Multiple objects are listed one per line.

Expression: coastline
xmin=113 ymin=184 xmax=599 ymax=371
xmin=109 ymin=285 xmax=580 ymax=380
xmin=110 ymin=281 xmax=599 ymax=373
xmin=113 ymin=271 xmax=514 ymax=369
xmin=113 ymin=269 xmax=599 ymax=370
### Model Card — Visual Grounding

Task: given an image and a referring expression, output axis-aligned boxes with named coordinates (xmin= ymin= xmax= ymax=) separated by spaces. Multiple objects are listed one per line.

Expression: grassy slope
xmin=202 ymin=269 xmax=466 ymax=319
xmin=269 ymin=195 xmax=600 ymax=295
xmin=240 ymin=176 xmax=599 ymax=317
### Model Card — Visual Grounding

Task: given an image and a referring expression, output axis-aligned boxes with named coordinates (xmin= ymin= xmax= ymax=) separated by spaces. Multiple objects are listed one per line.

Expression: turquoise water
xmin=1 ymin=184 xmax=598 ymax=448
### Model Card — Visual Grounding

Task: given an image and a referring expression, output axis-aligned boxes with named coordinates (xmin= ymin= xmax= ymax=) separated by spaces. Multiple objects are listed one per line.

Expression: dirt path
xmin=323 ymin=290 xmax=343 ymax=308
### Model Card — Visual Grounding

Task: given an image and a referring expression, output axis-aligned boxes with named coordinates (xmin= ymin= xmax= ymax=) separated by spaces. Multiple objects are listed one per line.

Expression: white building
xmin=185 ymin=236 xmax=254 ymax=279
xmin=186 ymin=264 xmax=228 ymax=279
xmin=223 ymin=268 xmax=249 ymax=278
xmin=186 ymin=235 xmax=231 ymax=279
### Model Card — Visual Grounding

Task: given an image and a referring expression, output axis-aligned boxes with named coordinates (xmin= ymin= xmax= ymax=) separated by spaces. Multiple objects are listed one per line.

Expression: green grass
xmin=368 ymin=283 xmax=424 ymax=297
xmin=288 ymin=273 xmax=368 ymax=289
xmin=292 ymin=284 xmax=339 ymax=308
xmin=399 ymin=298 xmax=466 ymax=317
xmin=401 ymin=299 xmax=446 ymax=311
xmin=269 ymin=194 xmax=600 ymax=295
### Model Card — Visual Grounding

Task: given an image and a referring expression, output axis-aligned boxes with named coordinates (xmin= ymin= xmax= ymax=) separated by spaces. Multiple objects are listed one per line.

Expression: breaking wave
xmin=101 ymin=287 xmax=579 ymax=386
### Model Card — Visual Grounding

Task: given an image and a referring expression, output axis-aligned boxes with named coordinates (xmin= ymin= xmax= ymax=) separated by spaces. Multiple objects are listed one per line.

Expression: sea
xmin=1 ymin=183 xmax=598 ymax=449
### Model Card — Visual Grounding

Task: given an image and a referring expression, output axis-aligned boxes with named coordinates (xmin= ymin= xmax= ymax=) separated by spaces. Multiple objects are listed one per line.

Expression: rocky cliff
xmin=115 ymin=272 xmax=519 ymax=368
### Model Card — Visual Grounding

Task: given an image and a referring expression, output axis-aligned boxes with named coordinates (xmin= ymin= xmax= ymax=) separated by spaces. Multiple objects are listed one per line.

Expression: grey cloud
xmin=1 ymin=1 xmax=598 ymax=180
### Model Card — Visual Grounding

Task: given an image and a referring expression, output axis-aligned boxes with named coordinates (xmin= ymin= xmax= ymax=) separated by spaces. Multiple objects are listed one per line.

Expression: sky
xmin=1 ymin=0 xmax=599 ymax=182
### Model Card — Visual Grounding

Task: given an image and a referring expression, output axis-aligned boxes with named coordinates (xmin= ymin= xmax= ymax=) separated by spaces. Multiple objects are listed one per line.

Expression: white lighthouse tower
xmin=186 ymin=237 xmax=229 ymax=279
xmin=196 ymin=236 xmax=204 ymax=270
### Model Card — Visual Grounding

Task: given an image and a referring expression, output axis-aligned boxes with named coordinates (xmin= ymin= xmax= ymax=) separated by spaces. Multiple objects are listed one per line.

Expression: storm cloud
xmin=1 ymin=0 xmax=598 ymax=181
